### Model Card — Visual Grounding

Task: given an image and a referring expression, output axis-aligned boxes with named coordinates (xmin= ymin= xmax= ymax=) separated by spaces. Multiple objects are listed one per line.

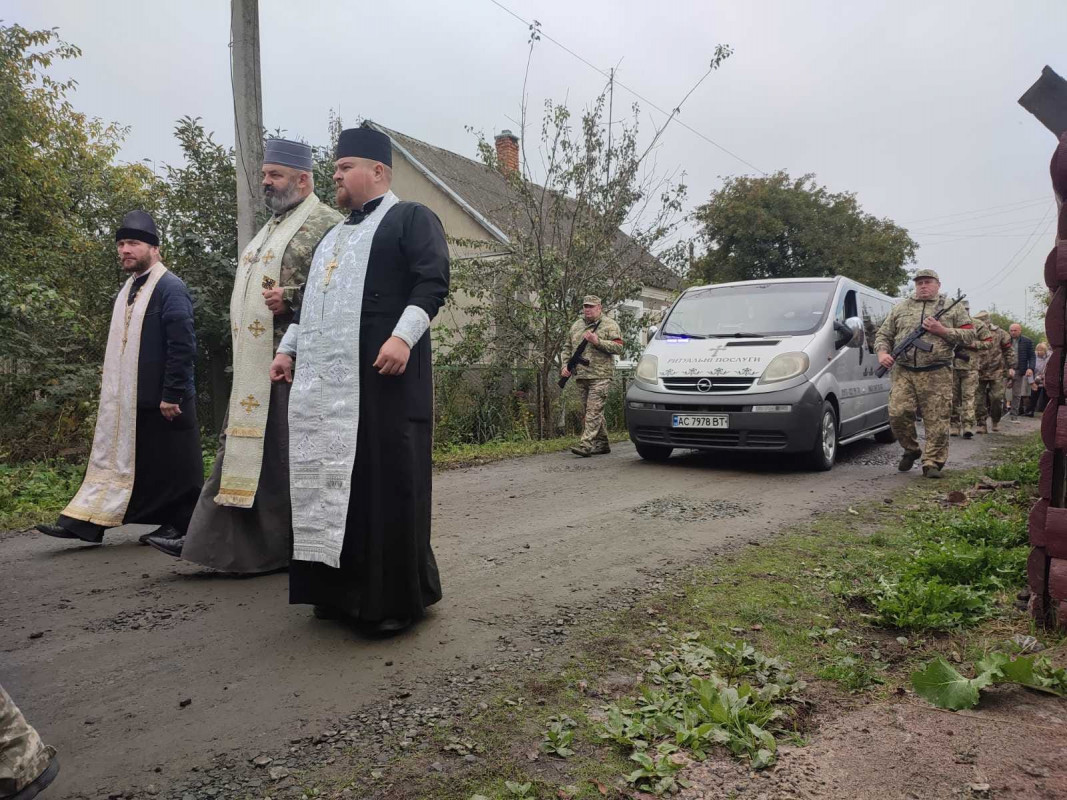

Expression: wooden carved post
xmin=1019 ymin=66 xmax=1067 ymax=628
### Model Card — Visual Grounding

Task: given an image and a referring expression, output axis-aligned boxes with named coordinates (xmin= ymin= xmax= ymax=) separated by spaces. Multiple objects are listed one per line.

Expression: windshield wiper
xmin=661 ymin=326 xmax=709 ymax=339
xmin=708 ymin=332 xmax=766 ymax=338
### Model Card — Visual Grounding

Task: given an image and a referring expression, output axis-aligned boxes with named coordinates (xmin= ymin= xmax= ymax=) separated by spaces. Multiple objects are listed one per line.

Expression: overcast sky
xmin=8 ymin=0 xmax=1065 ymax=322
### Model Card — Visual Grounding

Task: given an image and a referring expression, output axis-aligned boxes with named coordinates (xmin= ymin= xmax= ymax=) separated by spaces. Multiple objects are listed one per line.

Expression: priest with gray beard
xmin=269 ymin=126 xmax=449 ymax=633
xmin=146 ymin=139 xmax=342 ymax=572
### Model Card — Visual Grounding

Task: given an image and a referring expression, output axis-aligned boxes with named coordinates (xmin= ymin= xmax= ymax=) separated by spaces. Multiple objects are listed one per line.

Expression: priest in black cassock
xmin=37 ymin=211 xmax=203 ymax=545
xmin=269 ymin=126 xmax=449 ymax=633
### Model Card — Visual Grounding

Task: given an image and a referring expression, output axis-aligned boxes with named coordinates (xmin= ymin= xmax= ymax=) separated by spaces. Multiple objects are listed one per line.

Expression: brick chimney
xmin=494 ymin=130 xmax=520 ymax=175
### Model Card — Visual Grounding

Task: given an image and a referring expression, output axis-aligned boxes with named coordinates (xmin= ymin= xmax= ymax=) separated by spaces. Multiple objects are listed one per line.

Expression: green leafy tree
xmin=158 ymin=117 xmax=239 ymax=430
xmin=449 ymin=36 xmax=725 ymax=436
xmin=0 ymin=24 xmax=158 ymax=459
xmin=691 ymin=171 xmax=917 ymax=296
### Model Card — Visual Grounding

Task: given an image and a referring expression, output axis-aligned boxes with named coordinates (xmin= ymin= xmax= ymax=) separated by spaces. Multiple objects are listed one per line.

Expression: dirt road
xmin=0 ymin=425 xmax=1035 ymax=798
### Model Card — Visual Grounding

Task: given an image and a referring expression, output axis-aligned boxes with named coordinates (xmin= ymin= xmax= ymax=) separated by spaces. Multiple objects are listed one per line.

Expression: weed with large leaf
xmin=598 ymin=636 xmax=805 ymax=794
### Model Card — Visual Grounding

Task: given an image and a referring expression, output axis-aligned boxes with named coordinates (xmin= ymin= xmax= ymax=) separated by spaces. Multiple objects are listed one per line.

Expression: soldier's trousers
xmin=975 ymin=378 xmax=1004 ymax=428
xmin=950 ymin=369 xmax=978 ymax=433
xmin=0 ymin=684 xmax=52 ymax=795
xmin=889 ymin=366 xmax=952 ymax=469
xmin=577 ymin=378 xmax=611 ymax=449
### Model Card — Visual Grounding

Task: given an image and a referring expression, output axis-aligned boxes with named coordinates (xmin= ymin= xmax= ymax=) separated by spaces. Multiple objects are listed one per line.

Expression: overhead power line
xmin=486 ymin=0 xmax=767 ymax=175
xmin=900 ymin=196 xmax=1049 ymax=225
xmin=971 ymin=203 xmax=1056 ymax=293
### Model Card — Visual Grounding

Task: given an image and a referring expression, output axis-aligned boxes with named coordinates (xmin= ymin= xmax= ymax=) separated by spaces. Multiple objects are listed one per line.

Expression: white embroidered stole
xmin=289 ymin=191 xmax=399 ymax=568
xmin=62 ymin=263 xmax=169 ymax=526
xmin=217 ymin=194 xmax=321 ymax=507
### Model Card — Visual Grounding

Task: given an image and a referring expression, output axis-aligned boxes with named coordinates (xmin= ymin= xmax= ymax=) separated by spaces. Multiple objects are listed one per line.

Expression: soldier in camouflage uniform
xmin=973 ymin=310 xmax=1013 ymax=433
xmin=0 ymin=684 xmax=58 ymax=799
xmin=875 ymin=269 xmax=976 ymax=478
xmin=950 ymin=301 xmax=992 ymax=439
xmin=562 ymin=295 xmax=624 ymax=457
xmin=146 ymin=139 xmax=343 ymax=568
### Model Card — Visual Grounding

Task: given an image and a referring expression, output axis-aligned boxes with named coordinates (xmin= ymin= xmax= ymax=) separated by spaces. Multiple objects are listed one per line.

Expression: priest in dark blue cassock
xmin=269 ymin=125 xmax=449 ymax=633
xmin=36 ymin=211 xmax=203 ymax=545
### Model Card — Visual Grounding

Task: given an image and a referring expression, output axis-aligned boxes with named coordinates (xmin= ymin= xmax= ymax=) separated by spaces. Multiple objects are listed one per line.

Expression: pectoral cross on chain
xmin=323 ymin=259 xmax=339 ymax=288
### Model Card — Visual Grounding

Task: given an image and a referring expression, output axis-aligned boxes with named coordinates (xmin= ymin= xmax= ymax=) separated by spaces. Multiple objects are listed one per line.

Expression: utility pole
xmin=231 ymin=0 xmax=263 ymax=252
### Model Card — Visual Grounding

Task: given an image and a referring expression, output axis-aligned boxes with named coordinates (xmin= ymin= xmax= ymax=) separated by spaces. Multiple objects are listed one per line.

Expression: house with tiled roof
xmin=363 ymin=121 xmax=682 ymax=359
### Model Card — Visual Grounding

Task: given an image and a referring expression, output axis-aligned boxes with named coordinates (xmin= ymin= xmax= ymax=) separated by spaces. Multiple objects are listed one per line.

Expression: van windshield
xmin=660 ymin=282 xmax=836 ymax=338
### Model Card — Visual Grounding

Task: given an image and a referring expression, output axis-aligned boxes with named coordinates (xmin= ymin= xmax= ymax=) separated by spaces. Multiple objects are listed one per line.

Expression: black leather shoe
xmin=145 ymin=534 xmax=184 ymax=558
xmin=313 ymin=605 xmax=346 ymax=620
xmin=371 ymin=617 xmax=412 ymax=634
xmin=139 ymin=524 xmax=183 ymax=545
xmin=36 ymin=524 xmax=77 ymax=539
xmin=8 ymin=749 xmax=59 ymax=800
xmin=36 ymin=524 xmax=102 ymax=544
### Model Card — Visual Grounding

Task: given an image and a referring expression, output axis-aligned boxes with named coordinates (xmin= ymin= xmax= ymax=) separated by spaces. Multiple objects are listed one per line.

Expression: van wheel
xmin=806 ymin=402 xmax=838 ymax=471
xmin=635 ymin=443 xmax=673 ymax=462
xmin=874 ymin=427 xmax=896 ymax=444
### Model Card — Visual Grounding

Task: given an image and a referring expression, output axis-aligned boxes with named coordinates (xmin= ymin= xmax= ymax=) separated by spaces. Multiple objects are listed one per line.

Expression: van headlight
xmin=758 ymin=352 xmax=809 ymax=384
xmin=635 ymin=354 xmax=658 ymax=384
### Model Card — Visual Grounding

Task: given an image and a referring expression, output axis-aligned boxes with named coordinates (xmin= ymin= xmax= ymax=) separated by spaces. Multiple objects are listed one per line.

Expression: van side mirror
xmin=834 ymin=317 xmax=865 ymax=349
xmin=647 ymin=325 xmax=658 ymax=338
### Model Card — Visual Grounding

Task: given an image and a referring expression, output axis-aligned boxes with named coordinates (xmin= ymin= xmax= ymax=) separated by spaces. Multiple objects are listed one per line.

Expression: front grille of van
xmin=634 ymin=426 xmax=788 ymax=450
xmin=662 ymin=377 xmax=755 ymax=393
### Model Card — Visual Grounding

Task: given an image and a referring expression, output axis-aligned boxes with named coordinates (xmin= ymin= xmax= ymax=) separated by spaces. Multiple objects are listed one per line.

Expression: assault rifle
xmin=559 ymin=320 xmax=602 ymax=389
xmin=876 ymin=293 xmax=966 ymax=378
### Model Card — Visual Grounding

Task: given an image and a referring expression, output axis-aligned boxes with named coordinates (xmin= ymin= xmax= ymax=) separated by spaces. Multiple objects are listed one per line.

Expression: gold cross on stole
xmin=239 ymin=394 xmax=261 ymax=414
xmin=323 ymin=259 xmax=339 ymax=287
xmin=247 ymin=319 xmax=266 ymax=338
xmin=261 ymin=249 xmax=276 ymax=265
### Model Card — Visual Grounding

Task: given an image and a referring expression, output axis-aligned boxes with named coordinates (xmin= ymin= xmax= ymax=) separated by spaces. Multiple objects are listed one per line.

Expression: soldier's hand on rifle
xmin=878 ymin=353 xmax=895 ymax=370
xmin=921 ymin=317 xmax=948 ymax=336
xmin=583 ymin=330 xmax=599 ymax=346
xmin=561 ymin=366 xmax=571 ymax=378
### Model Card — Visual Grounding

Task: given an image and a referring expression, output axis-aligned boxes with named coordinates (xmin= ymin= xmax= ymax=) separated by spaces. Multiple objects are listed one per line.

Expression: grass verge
xmin=0 ymin=431 xmax=626 ymax=531
xmin=312 ymin=435 xmax=1063 ymax=800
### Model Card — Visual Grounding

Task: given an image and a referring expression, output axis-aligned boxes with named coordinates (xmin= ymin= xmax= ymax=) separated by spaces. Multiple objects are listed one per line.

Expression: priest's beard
xmin=264 ymin=182 xmax=302 ymax=214
xmin=121 ymin=251 xmax=154 ymax=275
xmin=335 ymin=185 xmax=355 ymax=210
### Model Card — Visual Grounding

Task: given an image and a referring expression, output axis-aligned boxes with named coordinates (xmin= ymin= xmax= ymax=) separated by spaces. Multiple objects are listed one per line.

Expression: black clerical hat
xmin=335 ymin=127 xmax=392 ymax=167
xmin=116 ymin=210 xmax=159 ymax=247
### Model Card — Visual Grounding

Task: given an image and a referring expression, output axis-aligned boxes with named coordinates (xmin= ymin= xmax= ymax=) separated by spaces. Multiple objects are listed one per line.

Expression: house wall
xmin=390 ymin=155 xmax=502 ymax=340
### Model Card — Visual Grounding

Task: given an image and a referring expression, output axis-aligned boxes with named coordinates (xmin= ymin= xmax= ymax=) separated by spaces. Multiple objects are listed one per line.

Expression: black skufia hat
xmin=115 ymin=210 xmax=159 ymax=247
xmin=335 ymin=126 xmax=392 ymax=167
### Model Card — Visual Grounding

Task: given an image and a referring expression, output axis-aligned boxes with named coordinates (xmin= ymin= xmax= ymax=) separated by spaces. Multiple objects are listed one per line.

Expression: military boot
xmin=898 ymin=450 xmax=921 ymax=472
xmin=570 ymin=444 xmax=593 ymax=458
xmin=591 ymin=442 xmax=611 ymax=455
xmin=963 ymin=430 xmax=973 ymax=439
xmin=922 ymin=465 xmax=943 ymax=479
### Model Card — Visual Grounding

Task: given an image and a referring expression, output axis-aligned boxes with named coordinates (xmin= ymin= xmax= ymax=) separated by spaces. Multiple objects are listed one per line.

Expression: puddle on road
xmin=632 ymin=495 xmax=754 ymax=522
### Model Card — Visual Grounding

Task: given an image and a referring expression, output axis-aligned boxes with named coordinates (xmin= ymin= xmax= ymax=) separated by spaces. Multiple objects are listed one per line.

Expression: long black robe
xmin=58 ymin=270 xmax=203 ymax=540
xmin=288 ymin=199 xmax=449 ymax=622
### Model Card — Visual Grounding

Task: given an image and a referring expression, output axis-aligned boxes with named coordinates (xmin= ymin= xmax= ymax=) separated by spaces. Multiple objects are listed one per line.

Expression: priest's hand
xmin=270 ymin=353 xmax=294 ymax=383
xmin=160 ymin=401 xmax=182 ymax=421
xmin=374 ymin=336 xmax=411 ymax=376
xmin=263 ymin=287 xmax=286 ymax=315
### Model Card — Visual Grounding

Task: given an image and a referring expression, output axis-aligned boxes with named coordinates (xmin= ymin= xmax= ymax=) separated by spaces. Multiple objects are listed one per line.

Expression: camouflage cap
xmin=974 ymin=310 xmax=990 ymax=321
xmin=582 ymin=295 xmax=601 ymax=306
xmin=913 ymin=269 xmax=940 ymax=281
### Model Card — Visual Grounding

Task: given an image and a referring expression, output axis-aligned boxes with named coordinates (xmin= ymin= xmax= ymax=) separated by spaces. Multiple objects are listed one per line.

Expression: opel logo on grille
xmin=696 ymin=378 xmax=713 ymax=393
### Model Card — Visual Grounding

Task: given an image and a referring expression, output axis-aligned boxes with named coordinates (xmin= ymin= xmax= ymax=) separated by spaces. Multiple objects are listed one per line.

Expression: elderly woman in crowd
xmin=1031 ymin=341 xmax=1050 ymax=415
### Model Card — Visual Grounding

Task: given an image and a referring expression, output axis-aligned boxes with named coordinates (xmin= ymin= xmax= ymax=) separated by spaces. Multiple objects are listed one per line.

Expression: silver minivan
xmin=625 ymin=276 xmax=898 ymax=470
